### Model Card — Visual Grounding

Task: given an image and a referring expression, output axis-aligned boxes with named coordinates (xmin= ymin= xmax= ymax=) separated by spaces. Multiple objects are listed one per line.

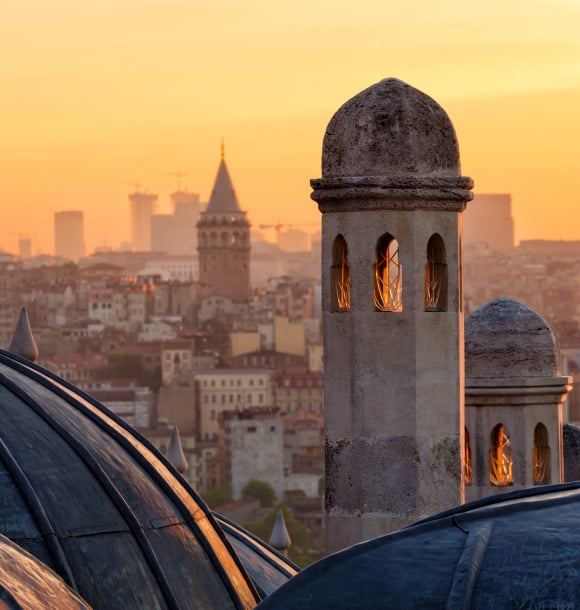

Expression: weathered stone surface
xmin=321 ymin=78 xmax=460 ymax=179
xmin=564 ymin=423 xmax=580 ymax=482
xmin=326 ymin=437 xmax=420 ymax=515
xmin=465 ymin=297 xmax=559 ymax=378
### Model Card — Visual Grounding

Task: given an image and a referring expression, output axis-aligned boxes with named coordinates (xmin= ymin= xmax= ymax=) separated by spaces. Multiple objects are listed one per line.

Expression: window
xmin=374 ymin=234 xmax=402 ymax=312
xmin=489 ymin=424 xmax=513 ymax=486
xmin=465 ymin=427 xmax=472 ymax=486
xmin=425 ymin=234 xmax=448 ymax=312
xmin=533 ymin=423 xmax=551 ymax=485
xmin=331 ymin=235 xmax=350 ymax=312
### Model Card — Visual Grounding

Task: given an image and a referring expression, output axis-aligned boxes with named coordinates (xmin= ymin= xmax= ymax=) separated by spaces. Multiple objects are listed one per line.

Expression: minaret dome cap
xmin=465 ymin=298 xmax=560 ymax=378
xmin=322 ymin=78 xmax=460 ymax=178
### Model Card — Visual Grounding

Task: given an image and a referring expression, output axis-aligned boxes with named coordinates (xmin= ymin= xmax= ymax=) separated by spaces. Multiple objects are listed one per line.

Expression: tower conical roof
xmin=206 ymin=158 xmax=242 ymax=213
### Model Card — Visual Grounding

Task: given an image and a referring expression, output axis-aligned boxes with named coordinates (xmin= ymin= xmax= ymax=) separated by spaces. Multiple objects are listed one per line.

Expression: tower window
xmin=374 ymin=234 xmax=402 ymax=312
xmin=489 ymin=423 xmax=513 ymax=486
xmin=330 ymin=235 xmax=350 ymax=312
xmin=465 ymin=426 xmax=472 ymax=486
xmin=425 ymin=233 xmax=448 ymax=312
xmin=533 ymin=423 xmax=551 ymax=485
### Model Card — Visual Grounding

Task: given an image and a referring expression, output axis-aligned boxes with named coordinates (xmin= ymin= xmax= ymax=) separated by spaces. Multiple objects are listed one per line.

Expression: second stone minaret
xmin=311 ymin=78 xmax=473 ymax=552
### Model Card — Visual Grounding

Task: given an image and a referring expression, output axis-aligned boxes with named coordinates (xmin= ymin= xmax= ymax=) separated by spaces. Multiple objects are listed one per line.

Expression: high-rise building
xmin=18 ymin=237 xmax=31 ymax=260
xmin=151 ymin=191 xmax=201 ymax=254
xmin=54 ymin=210 xmax=85 ymax=261
xmin=197 ymin=152 xmax=251 ymax=302
xmin=463 ymin=193 xmax=514 ymax=251
xmin=129 ymin=192 xmax=158 ymax=251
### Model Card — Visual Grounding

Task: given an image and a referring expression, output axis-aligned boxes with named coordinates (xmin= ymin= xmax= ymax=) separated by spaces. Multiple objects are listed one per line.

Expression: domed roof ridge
xmin=465 ymin=297 xmax=560 ymax=378
xmin=0 ymin=349 xmax=258 ymax=609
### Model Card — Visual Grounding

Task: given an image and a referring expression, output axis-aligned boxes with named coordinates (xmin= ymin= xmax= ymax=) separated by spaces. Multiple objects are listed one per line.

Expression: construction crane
xmin=127 ymin=181 xmax=143 ymax=194
xmin=258 ymin=222 xmax=320 ymax=247
xmin=127 ymin=182 xmax=155 ymax=196
xmin=162 ymin=170 xmax=188 ymax=191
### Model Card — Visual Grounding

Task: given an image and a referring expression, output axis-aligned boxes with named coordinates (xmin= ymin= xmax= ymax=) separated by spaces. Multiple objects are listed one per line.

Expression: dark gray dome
xmin=0 ymin=349 xmax=258 ymax=610
xmin=256 ymin=482 xmax=580 ymax=609
xmin=0 ymin=532 xmax=92 ymax=609
xmin=321 ymin=78 xmax=460 ymax=179
xmin=466 ymin=298 xmax=559 ymax=378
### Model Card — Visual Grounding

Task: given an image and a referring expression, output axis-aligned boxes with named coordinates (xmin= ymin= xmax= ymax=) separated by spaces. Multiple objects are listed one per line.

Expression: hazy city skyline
xmin=1 ymin=0 xmax=579 ymax=255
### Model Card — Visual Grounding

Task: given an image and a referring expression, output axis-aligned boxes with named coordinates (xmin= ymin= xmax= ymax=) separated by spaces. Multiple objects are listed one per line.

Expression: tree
xmin=242 ymin=479 xmax=276 ymax=508
xmin=204 ymin=488 xmax=233 ymax=509
xmin=243 ymin=504 xmax=319 ymax=568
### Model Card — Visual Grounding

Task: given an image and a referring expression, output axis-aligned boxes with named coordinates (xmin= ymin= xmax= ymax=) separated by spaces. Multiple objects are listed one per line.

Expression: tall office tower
xmin=151 ymin=191 xmax=201 ymax=254
xmin=129 ymin=192 xmax=158 ymax=251
xmin=463 ymin=193 xmax=514 ymax=251
xmin=18 ymin=237 xmax=31 ymax=260
xmin=54 ymin=211 xmax=85 ymax=261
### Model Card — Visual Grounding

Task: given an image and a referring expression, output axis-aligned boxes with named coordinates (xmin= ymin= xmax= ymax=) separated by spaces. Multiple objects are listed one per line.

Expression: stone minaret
xmin=197 ymin=149 xmax=251 ymax=302
xmin=465 ymin=298 xmax=572 ymax=502
xmin=311 ymin=78 xmax=473 ymax=552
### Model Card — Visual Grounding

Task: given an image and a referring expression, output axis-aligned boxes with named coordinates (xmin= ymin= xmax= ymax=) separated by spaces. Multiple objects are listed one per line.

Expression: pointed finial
xmin=221 ymin=137 xmax=225 ymax=159
xmin=269 ymin=509 xmax=291 ymax=556
xmin=8 ymin=308 xmax=39 ymax=362
xmin=165 ymin=425 xmax=188 ymax=474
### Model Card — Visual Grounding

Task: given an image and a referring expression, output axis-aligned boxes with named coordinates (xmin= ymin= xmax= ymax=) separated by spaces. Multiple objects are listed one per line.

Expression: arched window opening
xmin=374 ymin=234 xmax=402 ymax=312
xmin=465 ymin=427 xmax=472 ymax=486
xmin=489 ymin=424 xmax=513 ymax=486
xmin=425 ymin=234 xmax=448 ymax=311
xmin=533 ymin=423 xmax=551 ymax=485
xmin=330 ymin=235 xmax=350 ymax=312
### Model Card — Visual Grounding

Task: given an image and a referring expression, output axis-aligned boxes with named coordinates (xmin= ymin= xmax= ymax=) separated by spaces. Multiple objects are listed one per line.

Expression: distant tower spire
xmin=221 ymin=137 xmax=225 ymax=159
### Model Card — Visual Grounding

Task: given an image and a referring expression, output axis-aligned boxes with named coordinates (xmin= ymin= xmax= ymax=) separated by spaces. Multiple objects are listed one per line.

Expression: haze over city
xmin=1 ymin=0 xmax=579 ymax=255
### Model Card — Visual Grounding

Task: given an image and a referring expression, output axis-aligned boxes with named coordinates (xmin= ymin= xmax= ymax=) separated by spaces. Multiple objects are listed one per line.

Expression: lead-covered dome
xmin=321 ymin=78 xmax=460 ymax=178
xmin=0 ymin=349 xmax=258 ymax=609
xmin=256 ymin=483 xmax=580 ymax=609
xmin=465 ymin=297 xmax=559 ymax=378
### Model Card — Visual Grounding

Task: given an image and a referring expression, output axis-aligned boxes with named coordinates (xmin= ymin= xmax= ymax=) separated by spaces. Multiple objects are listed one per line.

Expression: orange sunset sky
xmin=1 ymin=0 xmax=579 ymax=255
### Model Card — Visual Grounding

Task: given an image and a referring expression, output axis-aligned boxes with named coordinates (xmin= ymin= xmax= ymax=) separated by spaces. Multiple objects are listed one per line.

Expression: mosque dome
xmin=0 ymin=348 xmax=259 ymax=609
xmin=321 ymin=78 xmax=460 ymax=178
xmin=256 ymin=482 xmax=580 ymax=609
xmin=465 ymin=297 xmax=559 ymax=378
